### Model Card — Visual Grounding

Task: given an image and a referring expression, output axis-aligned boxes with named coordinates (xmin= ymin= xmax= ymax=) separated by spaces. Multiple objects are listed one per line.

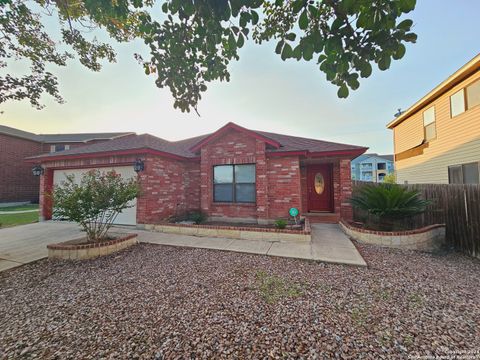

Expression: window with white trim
xmin=423 ymin=106 xmax=436 ymax=141
xmin=450 ymin=79 xmax=480 ymax=118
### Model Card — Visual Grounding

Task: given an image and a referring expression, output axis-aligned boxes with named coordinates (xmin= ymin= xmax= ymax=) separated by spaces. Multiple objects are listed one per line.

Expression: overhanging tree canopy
xmin=0 ymin=0 xmax=417 ymax=113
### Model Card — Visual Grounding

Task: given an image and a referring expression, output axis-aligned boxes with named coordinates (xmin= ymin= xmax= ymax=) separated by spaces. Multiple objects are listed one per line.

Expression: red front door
xmin=307 ymin=164 xmax=333 ymax=212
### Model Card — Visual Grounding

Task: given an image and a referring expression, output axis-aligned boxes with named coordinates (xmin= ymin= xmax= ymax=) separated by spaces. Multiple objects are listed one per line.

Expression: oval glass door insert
xmin=314 ymin=173 xmax=325 ymax=194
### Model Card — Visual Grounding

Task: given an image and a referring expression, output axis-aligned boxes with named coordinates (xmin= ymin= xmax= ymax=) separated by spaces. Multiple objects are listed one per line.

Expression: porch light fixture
xmin=133 ymin=158 xmax=145 ymax=173
xmin=32 ymin=165 xmax=44 ymax=177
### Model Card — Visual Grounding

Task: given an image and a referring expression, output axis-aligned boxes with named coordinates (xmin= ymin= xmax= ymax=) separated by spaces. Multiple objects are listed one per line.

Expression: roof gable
xmin=189 ymin=122 xmax=281 ymax=153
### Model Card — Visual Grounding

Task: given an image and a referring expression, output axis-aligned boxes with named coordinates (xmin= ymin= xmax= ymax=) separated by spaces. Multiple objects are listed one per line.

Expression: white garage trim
xmin=53 ymin=166 xmax=137 ymax=226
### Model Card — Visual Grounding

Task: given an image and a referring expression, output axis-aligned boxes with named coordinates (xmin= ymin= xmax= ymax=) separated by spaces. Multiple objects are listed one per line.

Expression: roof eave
xmin=25 ymin=148 xmax=192 ymax=163
xmin=387 ymin=53 xmax=480 ymax=129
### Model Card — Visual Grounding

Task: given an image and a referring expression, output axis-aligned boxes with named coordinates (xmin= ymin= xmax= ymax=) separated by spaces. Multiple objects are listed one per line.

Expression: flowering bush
xmin=52 ymin=170 xmax=140 ymax=242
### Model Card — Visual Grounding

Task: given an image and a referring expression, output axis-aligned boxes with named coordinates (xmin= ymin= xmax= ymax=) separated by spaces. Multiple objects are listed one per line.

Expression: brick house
xmin=0 ymin=125 xmax=133 ymax=204
xmin=28 ymin=122 xmax=367 ymax=225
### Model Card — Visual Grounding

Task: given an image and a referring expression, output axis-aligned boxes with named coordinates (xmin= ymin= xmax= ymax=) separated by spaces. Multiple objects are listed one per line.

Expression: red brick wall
xmin=0 ymin=134 xmax=42 ymax=203
xmin=300 ymin=165 xmax=308 ymax=212
xmin=136 ymin=155 xmax=200 ymax=224
xmin=200 ymin=129 xmax=267 ymax=220
xmin=267 ymin=156 xmax=302 ymax=219
xmin=339 ymin=159 xmax=353 ymax=220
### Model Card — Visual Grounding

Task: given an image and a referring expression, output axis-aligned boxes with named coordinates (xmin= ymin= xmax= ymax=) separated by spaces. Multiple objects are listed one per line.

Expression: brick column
xmin=339 ymin=159 xmax=353 ymax=221
xmin=200 ymin=147 xmax=211 ymax=213
xmin=39 ymin=168 xmax=54 ymax=221
xmin=255 ymin=140 xmax=268 ymax=223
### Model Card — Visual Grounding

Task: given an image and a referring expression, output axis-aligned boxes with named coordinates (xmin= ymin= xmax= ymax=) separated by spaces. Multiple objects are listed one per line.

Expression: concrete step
xmin=304 ymin=212 xmax=340 ymax=224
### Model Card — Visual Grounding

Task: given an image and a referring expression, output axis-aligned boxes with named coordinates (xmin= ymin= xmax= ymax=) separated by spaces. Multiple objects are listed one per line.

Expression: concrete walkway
xmin=310 ymin=223 xmax=367 ymax=266
xmin=0 ymin=222 xmax=366 ymax=273
xmin=130 ymin=223 xmax=367 ymax=266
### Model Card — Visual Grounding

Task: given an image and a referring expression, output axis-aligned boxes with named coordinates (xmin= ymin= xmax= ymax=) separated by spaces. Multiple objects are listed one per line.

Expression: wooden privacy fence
xmin=352 ymin=181 xmax=480 ymax=257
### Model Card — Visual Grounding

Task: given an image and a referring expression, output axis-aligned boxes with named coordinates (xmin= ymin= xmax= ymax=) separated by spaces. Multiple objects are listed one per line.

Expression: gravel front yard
xmin=1 ymin=243 xmax=479 ymax=359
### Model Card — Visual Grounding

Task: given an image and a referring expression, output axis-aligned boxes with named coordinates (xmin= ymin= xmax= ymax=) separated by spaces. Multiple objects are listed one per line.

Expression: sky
xmin=1 ymin=0 xmax=479 ymax=155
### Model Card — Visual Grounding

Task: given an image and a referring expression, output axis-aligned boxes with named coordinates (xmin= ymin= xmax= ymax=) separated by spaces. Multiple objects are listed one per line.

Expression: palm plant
xmin=350 ymin=184 xmax=429 ymax=231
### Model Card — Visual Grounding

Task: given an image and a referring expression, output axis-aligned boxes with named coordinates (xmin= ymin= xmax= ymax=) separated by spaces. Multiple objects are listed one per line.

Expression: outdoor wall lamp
xmin=133 ymin=158 xmax=145 ymax=173
xmin=32 ymin=165 xmax=44 ymax=176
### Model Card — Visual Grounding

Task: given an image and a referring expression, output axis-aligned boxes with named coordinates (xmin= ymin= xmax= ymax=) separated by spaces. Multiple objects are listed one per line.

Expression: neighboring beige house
xmin=387 ymin=54 xmax=480 ymax=184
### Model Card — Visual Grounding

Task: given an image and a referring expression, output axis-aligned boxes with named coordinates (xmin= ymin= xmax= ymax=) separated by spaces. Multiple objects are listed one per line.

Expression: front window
xmin=377 ymin=163 xmax=386 ymax=170
xmin=423 ymin=106 xmax=436 ymax=141
xmin=213 ymin=164 xmax=255 ymax=203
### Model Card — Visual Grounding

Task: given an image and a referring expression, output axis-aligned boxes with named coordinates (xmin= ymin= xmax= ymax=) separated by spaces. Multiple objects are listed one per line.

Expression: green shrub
xmin=383 ymin=173 xmax=397 ymax=184
xmin=274 ymin=219 xmax=287 ymax=229
xmin=52 ymin=170 xmax=140 ymax=242
xmin=187 ymin=210 xmax=207 ymax=224
xmin=350 ymin=184 xmax=429 ymax=231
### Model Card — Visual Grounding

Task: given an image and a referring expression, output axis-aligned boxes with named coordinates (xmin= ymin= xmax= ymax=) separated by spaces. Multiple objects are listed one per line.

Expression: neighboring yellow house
xmin=387 ymin=54 xmax=480 ymax=184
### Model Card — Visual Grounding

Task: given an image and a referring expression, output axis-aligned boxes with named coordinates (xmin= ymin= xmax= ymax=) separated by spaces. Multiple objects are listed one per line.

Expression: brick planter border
xmin=47 ymin=233 xmax=138 ymax=260
xmin=340 ymin=220 xmax=446 ymax=252
xmin=143 ymin=222 xmax=311 ymax=243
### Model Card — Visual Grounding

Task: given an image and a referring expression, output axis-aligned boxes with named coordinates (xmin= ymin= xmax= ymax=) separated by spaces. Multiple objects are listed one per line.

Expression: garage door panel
xmin=53 ymin=166 xmax=137 ymax=226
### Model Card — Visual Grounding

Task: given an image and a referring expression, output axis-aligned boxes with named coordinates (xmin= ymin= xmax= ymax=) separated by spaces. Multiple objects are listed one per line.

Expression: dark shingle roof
xmin=0 ymin=124 xmax=134 ymax=143
xmin=36 ymin=132 xmax=134 ymax=143
xmin=0 ymin=125 xmax=40 ymax=142
xmin=256 ymin=130 xmax=367 ymax=153
xmin=30 ymin=123 xmax=367 ymax=160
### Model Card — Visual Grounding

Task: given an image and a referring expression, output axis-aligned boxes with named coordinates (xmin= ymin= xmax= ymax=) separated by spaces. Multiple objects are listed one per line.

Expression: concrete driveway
xmin=0 ymin=222 xmax=83 ymax=272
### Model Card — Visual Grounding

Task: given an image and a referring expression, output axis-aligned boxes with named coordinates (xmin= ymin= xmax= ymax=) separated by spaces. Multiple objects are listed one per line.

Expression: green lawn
xmin=0 ymin=204 xmax=39 ymax=212
xmin=0 ymin=211 xmax=39 ymax=228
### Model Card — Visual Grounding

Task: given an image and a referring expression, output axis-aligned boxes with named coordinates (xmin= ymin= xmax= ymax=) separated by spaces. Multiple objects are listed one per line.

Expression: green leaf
xmin=404 ymin=32 xmax=418 ymax=43
xmin=360 ymin=62 xmax=372 ymax=78
xmin=281 ymin=43 xmax=293 ymax=60
xmin=228 ymin=33 xmax=237 ymax=51
xmin=378 ymin=55 xmax=391 ymax=71
xmin=292 ymin=0 xmax=304 ymax=13
xmin=338 ymin=84 xmax=349 ymax=98
xmin=293 ymin=45 xmax=303 ymax=60
xmin=392 ymin=43 xmax=406 ymax=60
xmin=399 ymin=0 xmax=416 ymax=12
xmin=397 ymin=19 xmax=413 ymax=31
xmin=162 ymin=2 xmax=168 ymax=13
xmin=302 ymin=42 xmax=314 ymax=61
xmin=237 ymin=32 xmax=244 ymax=48
xmin=285 ymin=33 xmax=296 ymax=41
xmin=275 ymin=40 xmax=284 ymax=54
xmin=251 ymin=10 xmax=259 ymax=25
xmin=299 ymin=10 xmax=309 ymax=30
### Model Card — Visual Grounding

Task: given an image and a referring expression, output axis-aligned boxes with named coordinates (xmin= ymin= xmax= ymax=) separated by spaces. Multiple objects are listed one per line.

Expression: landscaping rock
xmin=0 ymin=243 xmax=479 ymax=358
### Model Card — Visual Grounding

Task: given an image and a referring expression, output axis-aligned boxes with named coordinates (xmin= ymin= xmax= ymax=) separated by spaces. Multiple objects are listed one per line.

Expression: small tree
xmin=52 ymin=170 xmax=140 ymax=242
xmin=383 ymin=173 xmax=397 ymax=184
xmin=350 ymin=183 xmax=429 ymax=231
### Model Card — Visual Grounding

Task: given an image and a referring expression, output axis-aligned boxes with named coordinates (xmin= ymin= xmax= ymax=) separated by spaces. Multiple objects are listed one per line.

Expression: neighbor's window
xmin=466 ymin=80 xmax=480 ymax=110
xmin=377 ymin=163 xmax=386 ymax=170
xmin=450 ymin=89 xmax=465 ymax=117
xmin=50 ymin=144 xmax=70 ymax=153
xmin=423 ymin=106 xmax=436 ymax=141
xmin=213 ymin=164 xmax=255 ymax=203
xmin=448 ymin=162 xmax=480 ymax=184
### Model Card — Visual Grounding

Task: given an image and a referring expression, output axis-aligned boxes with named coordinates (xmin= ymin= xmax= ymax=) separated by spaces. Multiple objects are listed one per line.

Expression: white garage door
xmin=53 ymin=166 xmax=137 ymax=225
